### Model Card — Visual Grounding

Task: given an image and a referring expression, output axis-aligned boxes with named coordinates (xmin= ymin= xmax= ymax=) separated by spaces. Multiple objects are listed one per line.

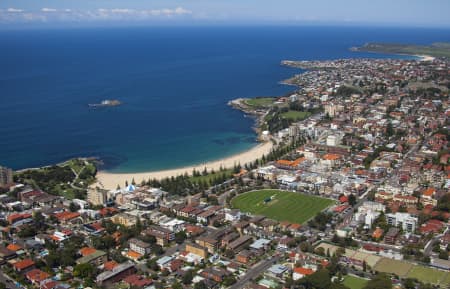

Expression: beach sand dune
xmin=95 ymin=141 xmax=273 ymax=190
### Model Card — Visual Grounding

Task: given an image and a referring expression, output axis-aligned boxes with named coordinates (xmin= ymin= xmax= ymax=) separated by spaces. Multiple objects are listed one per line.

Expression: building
xmin=142 ymin=226 xmax=174 ymax=247
xmin=111 ymin=213 xmax=137 ymax=227
xmin=129 ymin=238 xmax=151 ymax=256
xmin=228 ymin=235 xmax=253 ymax=253
xmin=0 ymin=166 xmax=13 ymax=188
xmin=13 ymin=259 xmax=35 ymax=273
xmin=76 ymin=250 xmax=107 ymax=266
xmin=386 ymin=212 xmax=418 ymax=232
xmin=384 ymin=227 xmax=400 ymax=244
xmin=185 ymin=243 xmax=208 ymax=259
xmin=87 ymin=189 xmax=107 ymax=206
xmin=96 ymin=262 xmax=136 ymax=287
xmin=196 ymin=236 xmax=219 ymax=254
xmin=293 ymin=267 xmax=315 ymax=281
xmin=25 ymin=269 xmax=51 ymax=287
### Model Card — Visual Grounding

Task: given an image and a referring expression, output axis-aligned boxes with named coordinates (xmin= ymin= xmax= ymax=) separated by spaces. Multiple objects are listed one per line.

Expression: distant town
xmin=0 ymin=55 xmax=449 ymax=289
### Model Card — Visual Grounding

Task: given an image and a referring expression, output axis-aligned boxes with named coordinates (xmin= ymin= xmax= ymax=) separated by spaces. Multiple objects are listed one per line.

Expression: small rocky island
xmin=88 ymin=99 xmax=122 ymax=108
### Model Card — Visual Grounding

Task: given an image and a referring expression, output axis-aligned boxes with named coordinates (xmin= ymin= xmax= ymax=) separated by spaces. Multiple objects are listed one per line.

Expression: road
xmin=229 ymin=255 xmax=281 ymax=289
xmin=0 ymin=270 xmax=22 ymax=289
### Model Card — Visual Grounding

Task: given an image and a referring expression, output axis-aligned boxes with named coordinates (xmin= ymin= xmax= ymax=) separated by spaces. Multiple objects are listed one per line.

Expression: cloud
xmin=7 ymin=8 xmax=23 ymax=13
xmin=41 ymin=8 xmax=57 ymax=13
xmin=0 ymin=6 xmax=193 ymax=23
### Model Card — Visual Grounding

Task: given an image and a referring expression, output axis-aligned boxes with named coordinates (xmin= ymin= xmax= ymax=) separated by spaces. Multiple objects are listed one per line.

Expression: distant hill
xmin=352 ymin=42 xmax=450 ymax=58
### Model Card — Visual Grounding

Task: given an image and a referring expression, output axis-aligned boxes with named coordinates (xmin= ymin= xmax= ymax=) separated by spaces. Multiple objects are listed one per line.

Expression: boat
xmin=88 ymin=99 xmax=122 ymax=107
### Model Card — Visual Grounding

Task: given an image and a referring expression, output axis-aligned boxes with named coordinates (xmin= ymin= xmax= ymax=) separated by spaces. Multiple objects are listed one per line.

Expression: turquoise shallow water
xmin=1 ymin=26 xmax=449 ymax=172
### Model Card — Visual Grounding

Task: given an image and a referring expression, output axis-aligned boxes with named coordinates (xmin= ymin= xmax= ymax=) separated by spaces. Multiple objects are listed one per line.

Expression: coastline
xmin=95 ymin=141 xmax=273 ymax=190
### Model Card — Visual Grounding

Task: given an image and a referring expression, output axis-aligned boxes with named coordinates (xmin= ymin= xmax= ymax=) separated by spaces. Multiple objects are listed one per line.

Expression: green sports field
xmin=231 ymin=190 xmax=334 ymax=223
xmin=406 ymin=266 xmax=450 ymax=287
xmin=342 ymin=275 xmax=369 ymax=289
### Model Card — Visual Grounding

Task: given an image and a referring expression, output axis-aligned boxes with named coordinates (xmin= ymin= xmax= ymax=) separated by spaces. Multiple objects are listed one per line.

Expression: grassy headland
xmin=353 ymin=42 xmax=450 ymax=58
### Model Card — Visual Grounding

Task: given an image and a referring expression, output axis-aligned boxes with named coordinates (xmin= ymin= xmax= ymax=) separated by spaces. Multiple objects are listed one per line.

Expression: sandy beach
xmin=416 ymin=55 xmax=436 ymax=62
xmin=95 ymin=141 xmax=274 ymax=190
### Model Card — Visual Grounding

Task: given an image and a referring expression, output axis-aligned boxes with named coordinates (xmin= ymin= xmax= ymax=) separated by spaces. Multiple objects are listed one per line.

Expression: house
xmin=129 ymin=238 xmax=151 ymax=256
xmin=197 ymin=210 xmax=216 ymax=224
xmin=201 ymin=267 xmax=231 ymax=283
xmin=54 ymin=211 xmax=82 ymax=225
xmin=25 ymin=269 xmax=51 ymax=287
xmin=421 ymin=187 xmax=438 ymax=207
xmin=420 ymin=219 xmax=444 ymax=234
xmin=196 ymin=236 xmax=219 ymax=254
xmin=142 ymin=226 xmax=174 ymax=246
xmin=225 ymin=209 xmax=241 ymax=222
xmin=293 ymin=267 xmax=315 ymax=281
xmin=249 ymin=238 xmax=271 ymax=253
xmin=185 ymin=242 xmax=208 ymax=259
xmin=0 ymin=246 xmax=17 ymax=262
xmin=156 ymin=256 xmax=174 ymax=271
xmin=228 ymin=235 xmax=253 ymax=253
xmin=76 ymin=250 xmax=107 ymax=266
xmin=221 ymin=232 xmax=240 ymax=248
xmin=96 ymin=262 xmax=136 ymax=287
xmin=123 ymin=274 xmax=153 ymax=287
xmin=79 ymin=247 xmax=97 ymax=257
xmin=266 ymin=264 xmax=289 ymax=278
xmin=236 ymin=250 xmax=254 ymax=264
xmin=13 ymin=258 xmax=35 ymax=273
xmin=111 ymin=213 xmax=137 ymax=227
xmin=386 ymin=212 xmax=418 ymax=232
xmin=372 ymin=227 xmax=384 ymax=239
xmin=384 ymin=228 xmax=400 ymax=245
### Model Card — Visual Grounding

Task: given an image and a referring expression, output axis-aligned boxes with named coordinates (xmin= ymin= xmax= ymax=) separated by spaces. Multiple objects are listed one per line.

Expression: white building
xmin=386 ymin=212 xmax=418 ymax=232
xmin=224 ymin=209 xmax=241 ymax=223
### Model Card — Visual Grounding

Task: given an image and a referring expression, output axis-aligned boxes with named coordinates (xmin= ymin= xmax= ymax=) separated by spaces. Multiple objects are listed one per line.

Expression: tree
xmin=363 ymin=273 xmax=392 ymax=289
xmin=175 ymin=231 xmax=187 ymax=244
xmin=348 ymin=194 xmax=356 ymax=207
xmin=69 ymin=202 xmax=80 ymax=212
xmin=223 ymin=276 xmax=236 ymax=286
xmin=298 ymin=268 xmax=332 ymax=289
xmin=194 ymin=281 xmax=208 ymax=289
xmin=439 ymin=250 xmax=448 ymax=260
xmin=172 ymin=282 xmax=183 ymax=289
xmin=73 ymin=263 xmax=95 ymax=279
xmin=403 ymin=278 xmax=416 ymax=289
xmin=182 ymin=270 xmax=193 ymax=285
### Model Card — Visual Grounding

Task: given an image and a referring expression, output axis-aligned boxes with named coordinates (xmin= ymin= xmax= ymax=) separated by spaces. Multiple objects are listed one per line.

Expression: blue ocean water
xmin=1 ymin=26 xmax=450 ymax=172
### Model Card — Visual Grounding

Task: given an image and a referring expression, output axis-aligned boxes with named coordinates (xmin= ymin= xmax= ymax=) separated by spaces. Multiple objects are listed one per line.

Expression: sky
xmin=1 ymin=0 xmax=450 ymax=28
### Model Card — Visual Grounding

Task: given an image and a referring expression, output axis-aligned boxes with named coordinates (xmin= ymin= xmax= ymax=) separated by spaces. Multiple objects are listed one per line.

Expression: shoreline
xmin=95 ymin=141 xmax=274 ymax=190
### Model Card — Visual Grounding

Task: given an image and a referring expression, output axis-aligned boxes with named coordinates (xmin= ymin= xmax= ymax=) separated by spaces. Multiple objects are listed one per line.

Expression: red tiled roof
xmin=104 ymin=260 xmax=118 ymax=271
xmin=13 ymin=259 xmax=35 ymax=270
xmin=7 ymin=213 xmax=32 ymax=224
xmin=26 ymin=269 xmax=50 ymax=283
xmin=54 ymin=211 xmax=80 ymax=221
xmin=79 ymin=247 xmax=97 ymax=257
xmin=294 ymin=267 xmax=314 ymax=275
xmin=423 ymin=187 xmax=435 ymax=197
xmin=123 ymin=274 xmax=153 ymax=287
xmin=7 ymin=243 xmax=22 ymax=251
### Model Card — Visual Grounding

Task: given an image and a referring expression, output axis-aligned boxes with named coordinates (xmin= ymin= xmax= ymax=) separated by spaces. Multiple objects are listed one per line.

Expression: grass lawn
xmin=231 ymin=190 xmax=334 ymax=223
xmin=190 ymin=169 xmax=234 ymax=184
xmin=373 ymin=258 xmax=413 ymax=277
xmin=342 ymin=275 xmax=369 ymax=289
xmin=245 ymin=97 xmax=275 ymax=107
xmin=407 ymin=266 xmax=450 ymax=286
xmin=281 ymin=110 xmax=311 ymax=121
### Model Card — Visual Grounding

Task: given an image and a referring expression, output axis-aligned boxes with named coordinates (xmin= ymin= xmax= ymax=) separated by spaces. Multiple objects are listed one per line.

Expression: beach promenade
xmin=95 ymin=141 xmax=273 ymax=190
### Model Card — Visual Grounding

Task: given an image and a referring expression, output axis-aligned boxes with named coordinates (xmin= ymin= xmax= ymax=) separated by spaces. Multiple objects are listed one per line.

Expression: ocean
xmin=1 ymin=26 xmax=450 ymax=172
